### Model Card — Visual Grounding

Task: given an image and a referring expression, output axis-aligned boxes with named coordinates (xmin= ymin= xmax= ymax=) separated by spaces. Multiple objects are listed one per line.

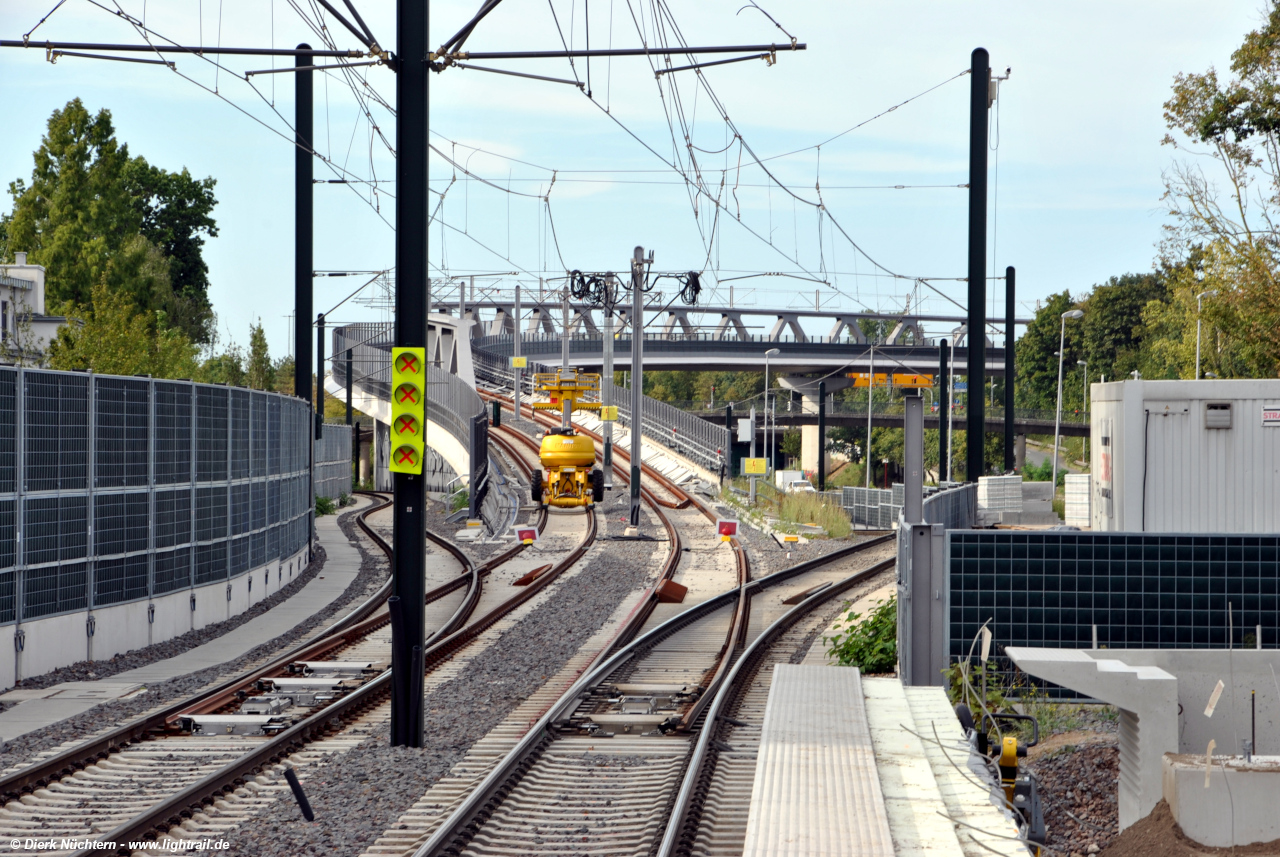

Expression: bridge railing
xmin=680 ymin=400 xmax=1086 ymax=426
xmin=472 ymin=349 xmax=727 ymax=474
xmin=332 ymin=324 xmax=492 ymax=519
xmin=475 ymin=331 xmax=934 ymax=349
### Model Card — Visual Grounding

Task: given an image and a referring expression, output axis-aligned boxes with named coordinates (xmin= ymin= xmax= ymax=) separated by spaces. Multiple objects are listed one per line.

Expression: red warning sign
xmin=395 ymin=352 xmax=421 ymax=374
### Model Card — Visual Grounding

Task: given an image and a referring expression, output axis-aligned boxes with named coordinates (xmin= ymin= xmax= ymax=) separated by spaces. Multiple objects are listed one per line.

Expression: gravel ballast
xmin=0 ymin=503 xmax=389 ymax=771
xmin=228 ymin=508 xmax=662 ymax=856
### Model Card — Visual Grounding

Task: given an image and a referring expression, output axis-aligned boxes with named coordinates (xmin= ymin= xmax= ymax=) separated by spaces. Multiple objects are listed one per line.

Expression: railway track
xmin=418 ymin=533 xmax=895 ymax=856
xmin=0 ymin=446 xmax=597 ymax=856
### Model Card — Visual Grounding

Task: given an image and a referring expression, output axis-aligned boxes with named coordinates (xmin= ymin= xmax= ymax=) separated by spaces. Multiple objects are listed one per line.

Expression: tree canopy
xmin=2 ymin=98 xmax=219 ymax=344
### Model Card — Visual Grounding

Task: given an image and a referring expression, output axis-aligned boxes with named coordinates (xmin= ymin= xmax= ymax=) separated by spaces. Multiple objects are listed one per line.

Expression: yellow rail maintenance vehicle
xmin=530 ymin=369 xmax=605 ymax=509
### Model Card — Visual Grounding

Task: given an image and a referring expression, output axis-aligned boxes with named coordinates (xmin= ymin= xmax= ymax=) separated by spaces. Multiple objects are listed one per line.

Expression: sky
xmin=0 ymin=1 xmax=1265 ymax=359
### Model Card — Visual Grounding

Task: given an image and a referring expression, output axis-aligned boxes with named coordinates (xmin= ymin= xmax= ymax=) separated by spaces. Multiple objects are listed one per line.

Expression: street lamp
xmin=946 ymin=325 xmax=967 ymax=483
xmin=1196 ymin=290 xmax=1219 ymax=380
xmin=764 ymin=348 xmax=781 ymax=475
xmin=1078 ymin=359 xmax=1088 ymax=467
xmin=1052 ymin=309 xmax=1085 ymax=490
xmin=864 ymin=344 xmax=874 ymax=489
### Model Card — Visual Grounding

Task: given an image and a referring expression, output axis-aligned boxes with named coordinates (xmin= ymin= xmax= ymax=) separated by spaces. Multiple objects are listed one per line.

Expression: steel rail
xmin=0 ymin=493 xmax=394 ymax=801
xmin=657 ymin=555 xmax=899 ymax=857
xmin=417 ymin=530 xmax=893 ymax=856
xmin=84 ymin=478 xmax=597 ymax=854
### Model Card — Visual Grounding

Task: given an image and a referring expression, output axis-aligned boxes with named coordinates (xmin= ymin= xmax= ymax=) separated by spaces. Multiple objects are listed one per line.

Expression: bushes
xmin=824 ymin=596 xmax=897 ymax=673
xmin=315 ymin=494 xmax=336 ymax=516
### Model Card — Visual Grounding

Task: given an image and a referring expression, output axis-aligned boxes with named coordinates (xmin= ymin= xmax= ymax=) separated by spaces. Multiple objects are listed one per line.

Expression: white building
xmin=1090 ymin=378 xmax=1280 ymax=533
xmin=0 ymin=251 xmax=69 ymax=362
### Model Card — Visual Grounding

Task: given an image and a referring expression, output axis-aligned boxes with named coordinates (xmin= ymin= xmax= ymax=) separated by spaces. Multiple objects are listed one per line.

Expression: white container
xmin=774 ymin=469 xmax=804 ymax=490
xmin=1090 ymin=379 xmax=1280 ymax=533
xmin=977 ymin=475 xmax=1023 ymax=512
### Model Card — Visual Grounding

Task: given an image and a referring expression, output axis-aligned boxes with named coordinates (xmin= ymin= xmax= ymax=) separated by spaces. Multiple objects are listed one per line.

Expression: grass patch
xmin=315 ymin=495 xmax=336 ymax=516
xmin=449 ymin=489 xmax=470 ymax=513
xmin=778 ymin=492 xmax=851 ymax=538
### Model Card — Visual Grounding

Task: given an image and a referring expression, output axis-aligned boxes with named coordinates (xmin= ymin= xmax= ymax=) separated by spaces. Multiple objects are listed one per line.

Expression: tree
xmin=246 ymin=321 xmax=275 ymax=390
xmin=1078 ymin=273 xmax=1168 ymax=388
xmin=1161 ymin=3 xmax=1280 ymax=375
xmin=273 ymin=355 xmax=296 ymax=396
xmin=1015 ymin=291 xmax=1080 ymax=411
xmin=2 ymin=99 xmax=220 ymax=343
xmin=4 ymin=99 xmax=138 ymax=309
xmin=124 ymin=157 xmax=218 ymax=343
xmin=47 ymin=279 xmax=198 ymax=378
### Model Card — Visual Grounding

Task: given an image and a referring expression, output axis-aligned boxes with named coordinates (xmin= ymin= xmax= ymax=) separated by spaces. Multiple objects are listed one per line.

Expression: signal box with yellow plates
xmin=529 ymin=369 xmax=605 ymax=509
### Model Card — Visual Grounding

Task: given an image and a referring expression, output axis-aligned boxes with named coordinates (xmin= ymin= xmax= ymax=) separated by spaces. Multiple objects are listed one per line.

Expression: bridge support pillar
xmin=779 ymin=375 xmax=853 ymax=478
xmin=1015 ymin=433 xmax=1026 ymax=471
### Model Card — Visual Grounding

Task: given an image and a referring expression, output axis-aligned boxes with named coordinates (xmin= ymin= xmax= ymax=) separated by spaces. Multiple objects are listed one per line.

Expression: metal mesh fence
xmin=314 ymin=424 xmax=353 ymax=501
xmin=0 ymin=368 xmax=316 ymax=624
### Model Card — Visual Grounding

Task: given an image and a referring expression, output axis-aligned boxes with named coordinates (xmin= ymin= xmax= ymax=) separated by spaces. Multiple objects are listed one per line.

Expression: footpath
xmin=0 ymin=496 xmax=370 ymax=744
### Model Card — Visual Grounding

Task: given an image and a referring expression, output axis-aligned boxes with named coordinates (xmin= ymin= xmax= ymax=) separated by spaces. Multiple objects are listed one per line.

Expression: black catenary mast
xmin=966 ymin=47 xmax=990 ymax=482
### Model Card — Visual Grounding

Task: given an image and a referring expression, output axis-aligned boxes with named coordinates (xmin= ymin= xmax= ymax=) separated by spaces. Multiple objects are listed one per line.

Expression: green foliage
xmin=450 ymin=488 xmax=469 ymax=513
xmin=780 ymin=430 xmax=802 ymax=457
xmin=2 ymin=99 xmax=219 ymax=344
xmin=47 ymin=279 xmax=199 ymax=377
xmin=942 ymin=660 xmax=1010 ymax=713
xmin=315 ymin=495 xmax=336 ymax=516
xmin=824 ymin=596 xmax=897 ymax=672
xmin=246 ymin=322 xmax=276 ymax=390
xmin=777 ymin=492 xmax=851 ymax=538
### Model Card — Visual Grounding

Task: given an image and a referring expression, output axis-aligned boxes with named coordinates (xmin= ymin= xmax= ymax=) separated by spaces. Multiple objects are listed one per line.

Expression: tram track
xmin=417 ymin=533 xmax=894 ymax=857
xmin=0 ymin=433 xmax=600 ymax=857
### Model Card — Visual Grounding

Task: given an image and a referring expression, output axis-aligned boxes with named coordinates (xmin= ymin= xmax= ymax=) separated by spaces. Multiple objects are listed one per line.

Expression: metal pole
xmin=724 ymin=403 xmax=733 ymax=487
xmin=764 ymin=353 xmax=770 ymax=475
xmin=749 ymin=404 xmax=757 ymax=505
xmin=513 ymin=283 xmax=522 ymax=420
xmin=1080 ymin=361 xmax=1089 ymax=467
xmin=629 ymin=246 xmax=645 ymax=531
xmin=966 ymin=47 xmax=990 ymax=483
xmin=1004 ymin=266 xmax=1016 ymax=473
xmin=1196 ymin=293 xmax=1203 ymax=380
xmin=391 ymin=0 xmax=427 ymax=749
xmin=602 ymin=283 xmax=614 ymax=489
xmin=294 ymin=44 xmax=313 ymax=407
xmin=938 ymin=339 xmax=949 ymax=483
xmin=817 ymin=379 xmax=827 ymax=492
xmin=904 ymin=394 xmax=923 ymax=523
xmin=561 ymin=285 xmax=571 ymax=374
xmin=1051 ymin=316 xmax=1066 ymax=491
xmin=947 ymin=340 xmax=956 ymax=483
xmin=315 ymin=312 xmax=325 ymax=439
xmin=865 ymin=346 xmax=874 ymax=490
xmin=345 ymin=349 xmax=353 ymax=426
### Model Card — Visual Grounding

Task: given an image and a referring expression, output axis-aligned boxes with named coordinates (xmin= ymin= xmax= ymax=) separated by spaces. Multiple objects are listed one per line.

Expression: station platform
xmin=744 ymin=663 xmax=1025 ymax=857
xmin=0 ymin=497 xmax=371 ymax=744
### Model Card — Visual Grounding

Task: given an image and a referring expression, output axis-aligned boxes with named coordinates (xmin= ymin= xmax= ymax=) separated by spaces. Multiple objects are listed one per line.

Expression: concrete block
xmin=151 ymin=588 xmax=192 ymax=642
xmin=1164 ymin=753 xmax=1280 ymax=847
xmin=19 ymin=612 xmax=88 ymax=680
xmin=90 ymin=600 xmax=150 ymax=662
xmin=1005 ymin=647 xmax=1178 ymax=830
xmin=0 ymin=625 xmax=14 ymax=691
xmin=191 ymin=579 xmax=228 ymax=630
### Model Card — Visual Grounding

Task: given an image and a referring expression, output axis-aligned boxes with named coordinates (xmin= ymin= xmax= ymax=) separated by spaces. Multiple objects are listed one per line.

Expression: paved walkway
xmin=0 ymin=497 xmax=371 ymax=743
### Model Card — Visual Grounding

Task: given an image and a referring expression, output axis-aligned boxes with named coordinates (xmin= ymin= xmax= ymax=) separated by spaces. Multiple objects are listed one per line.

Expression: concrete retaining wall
xmin=4 ymin=544 xmax=309 ymax=691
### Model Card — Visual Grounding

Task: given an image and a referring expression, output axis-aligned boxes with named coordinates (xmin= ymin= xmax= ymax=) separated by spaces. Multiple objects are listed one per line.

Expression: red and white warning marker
xmin=514 ymin=525 xmax=540 ymax=545
xmin=716 ymin=519 xmax=738 ymax=542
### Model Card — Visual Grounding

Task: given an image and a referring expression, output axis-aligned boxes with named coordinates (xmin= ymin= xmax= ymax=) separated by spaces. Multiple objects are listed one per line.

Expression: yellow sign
xmin=849 ymin=372 xmax=934 ymax=388
xmin=390 ymin=347 xmax=426 ymax=475
xmin=849 ymin=373 xmax=890 ymax=388
xmin=742 ymin=457 xmax=767 ymax=475
xmin=600 ymin=405 xmax=619 ymax=422
xmin=511 ymin=356 xmax=528 ymax=368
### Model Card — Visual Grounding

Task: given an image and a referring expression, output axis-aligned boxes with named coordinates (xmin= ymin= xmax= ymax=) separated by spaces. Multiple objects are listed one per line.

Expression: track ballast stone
xmin=227 ymin=509 xmax=660 ymax=856
xmin=1 ymin=504 xmax=390 ymax=770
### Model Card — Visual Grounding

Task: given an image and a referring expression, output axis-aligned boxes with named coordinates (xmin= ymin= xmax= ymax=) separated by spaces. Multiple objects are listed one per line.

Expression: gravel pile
xmin=1 ymin=505 xmax=389 ymax=771
xmin=229 ymin=510 xmax=662 ymax=856
xmin=1032 ymin=740 xmax=1120 ymax=855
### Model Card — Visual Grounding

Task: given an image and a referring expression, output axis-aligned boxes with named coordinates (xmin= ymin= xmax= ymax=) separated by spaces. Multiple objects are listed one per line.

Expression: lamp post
xmin=866 ymin=344 xmax=875 ymax=489
xmin=1052 ymin=309 xmax=1085 ymax=490
xmin=1196 ymin=289 xmax=1219 ymax=380
xmin=1078 ymin=359 xmax=1088 ymax=466
xmin=764 ymin=348 xmax=780 ymax=475
xmin=947 ymin=325 xmax=966 ymax=483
